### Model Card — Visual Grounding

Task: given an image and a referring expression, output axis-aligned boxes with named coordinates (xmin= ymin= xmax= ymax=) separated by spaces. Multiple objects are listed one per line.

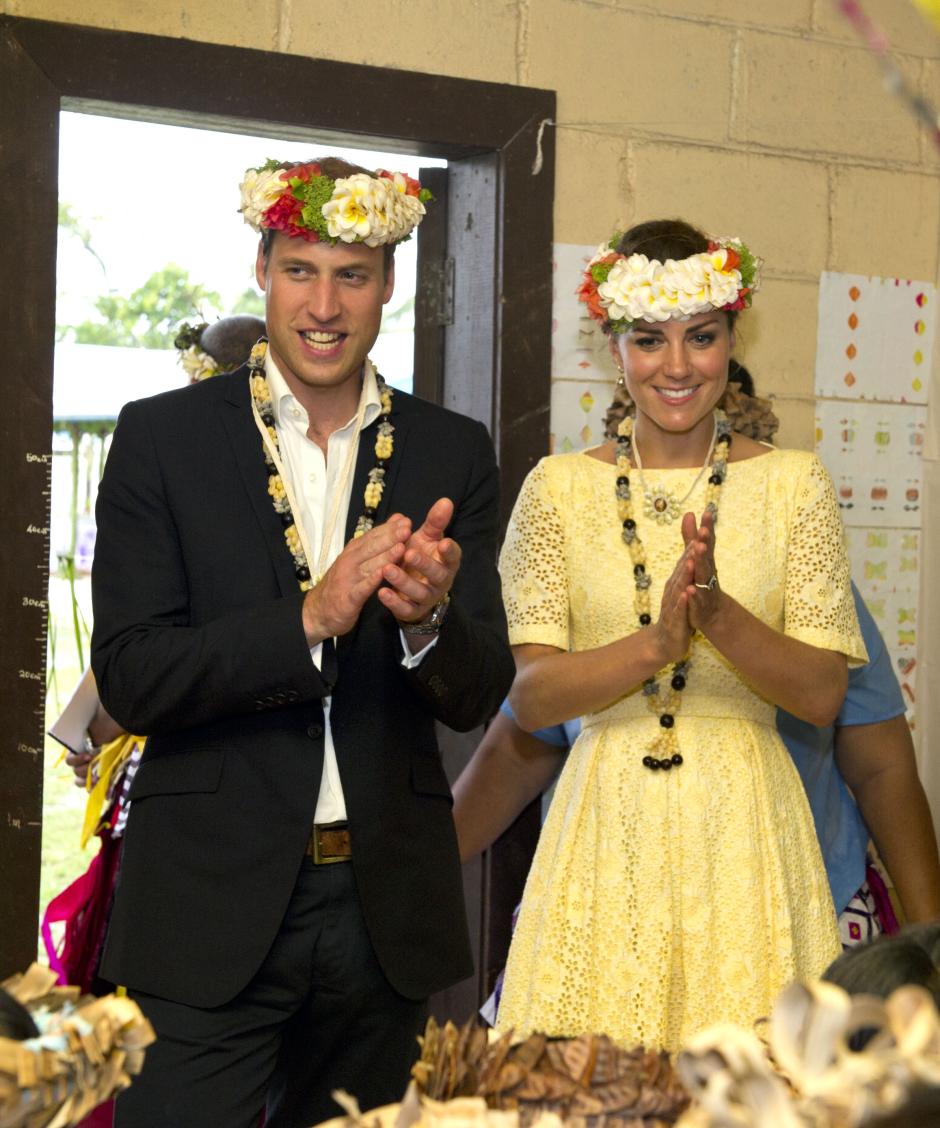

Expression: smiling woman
xmin=612 ymin=312 xmax=734 ymax=464
xmin=484 ymin=216 xmax=869 ymax=1053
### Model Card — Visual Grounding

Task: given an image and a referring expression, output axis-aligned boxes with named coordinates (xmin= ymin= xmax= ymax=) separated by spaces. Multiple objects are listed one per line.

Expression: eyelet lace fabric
xmin=496 ymin=447 xmax=866 ymax=1052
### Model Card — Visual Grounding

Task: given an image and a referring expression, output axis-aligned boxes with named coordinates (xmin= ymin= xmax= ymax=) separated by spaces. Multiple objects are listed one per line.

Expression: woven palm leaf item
xmin=0 ymin=963 xmax=154 ymax=1128
xmin=331 ymin=1017 xmax=689 ymax=1128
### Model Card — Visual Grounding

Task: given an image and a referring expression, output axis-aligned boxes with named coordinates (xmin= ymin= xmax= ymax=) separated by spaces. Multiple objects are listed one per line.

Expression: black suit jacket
xmin=90 ymin=367 xmax=514 ymax=1008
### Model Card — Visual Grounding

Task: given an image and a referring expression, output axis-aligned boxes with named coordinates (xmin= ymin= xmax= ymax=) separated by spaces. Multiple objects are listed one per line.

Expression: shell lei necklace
xmin=633 ymin=416 xmax=718 ymax=524
xmin=616 ymin=410 xmax=732 ymax=772
xmin=247 ymin=339 xmax=394 ymax=591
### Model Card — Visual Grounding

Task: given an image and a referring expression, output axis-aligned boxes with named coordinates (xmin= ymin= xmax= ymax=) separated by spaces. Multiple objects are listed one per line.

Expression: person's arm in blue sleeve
xmin=834 ymin=585 xmax=940 ymax=922
xmin=452 ymin=700 xmax=570 ymax=863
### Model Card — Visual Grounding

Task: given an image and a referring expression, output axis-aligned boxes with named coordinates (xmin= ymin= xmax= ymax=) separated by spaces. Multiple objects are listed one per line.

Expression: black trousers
xmin=115 ymin=859 xmax=427 ymax=1128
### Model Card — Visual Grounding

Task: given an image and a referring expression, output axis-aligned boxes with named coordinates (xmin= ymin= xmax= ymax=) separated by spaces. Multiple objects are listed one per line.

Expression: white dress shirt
xmin=264 ymin=352 xmax=434 ymax=823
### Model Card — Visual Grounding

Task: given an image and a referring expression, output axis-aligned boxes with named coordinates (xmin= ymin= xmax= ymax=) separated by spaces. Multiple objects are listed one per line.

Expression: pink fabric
xmin=865 ymin=859 xmax=900 ymax=936
xmin=41 ymin=850 xmax=105 ymax=985
xmin=41 ymin=834 xmax=123 ymax=992
xmin=42 ymin=838 xmax=124 ymax=1128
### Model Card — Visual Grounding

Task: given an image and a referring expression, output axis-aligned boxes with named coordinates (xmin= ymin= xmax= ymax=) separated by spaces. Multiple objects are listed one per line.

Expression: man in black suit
xmin=90 ymin=156 xmax=514 ymax=1128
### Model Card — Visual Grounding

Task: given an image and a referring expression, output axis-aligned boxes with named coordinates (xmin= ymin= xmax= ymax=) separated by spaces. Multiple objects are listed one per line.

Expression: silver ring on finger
xmin=693 ymin=572 xmax=719 ymax=592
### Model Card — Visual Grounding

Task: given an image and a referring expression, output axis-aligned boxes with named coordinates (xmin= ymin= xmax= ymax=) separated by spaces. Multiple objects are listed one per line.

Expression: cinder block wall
xmin=6 ymin=0 xmax=939 ymax=440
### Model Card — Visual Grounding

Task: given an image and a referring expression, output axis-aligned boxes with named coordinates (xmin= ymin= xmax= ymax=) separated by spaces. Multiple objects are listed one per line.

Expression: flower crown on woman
xmin=579 ymin=232 xmax=762 ymax=334
xmin=239 ymin=159 xmax=433 ymax=248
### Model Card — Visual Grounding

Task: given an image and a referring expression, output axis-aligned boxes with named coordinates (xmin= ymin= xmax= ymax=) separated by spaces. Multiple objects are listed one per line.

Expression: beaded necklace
xmin=615 ymin=410 xmax=732 ymax=772
xmin=633 ymin=418 xmax=718 ymax=525
xmin=247 ymin=339 xmax=395 ymax=591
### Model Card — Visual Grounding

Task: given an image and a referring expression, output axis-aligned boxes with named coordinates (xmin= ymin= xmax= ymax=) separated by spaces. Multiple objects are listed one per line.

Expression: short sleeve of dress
xmin=784 ymin=453 xmax=868 ymax=665
xmin=499 ymin=458 xmax=569 ymax=651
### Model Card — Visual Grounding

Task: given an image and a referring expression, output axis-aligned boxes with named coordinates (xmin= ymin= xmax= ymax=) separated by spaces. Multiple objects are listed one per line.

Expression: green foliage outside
xmin=230 ymin=286 xmax=266 ymax=319
xmin=64 ymin=264 xmax=223 ymax=349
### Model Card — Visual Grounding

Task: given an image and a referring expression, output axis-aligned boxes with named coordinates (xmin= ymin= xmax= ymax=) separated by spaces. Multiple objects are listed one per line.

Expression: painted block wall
xmin=7 ymin=0 xmax=937 ymax=446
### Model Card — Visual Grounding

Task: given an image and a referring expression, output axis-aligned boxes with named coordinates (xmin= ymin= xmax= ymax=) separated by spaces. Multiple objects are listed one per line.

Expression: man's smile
xmin=299 ymin=329 xmax=346 ymax=353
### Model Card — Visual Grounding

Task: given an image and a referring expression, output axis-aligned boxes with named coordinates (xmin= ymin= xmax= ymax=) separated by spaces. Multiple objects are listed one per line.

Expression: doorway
xmin=44 ymin=108 xmax=447 ymax=933
xmin=0 ymin=14 xmax=555 ymax=1014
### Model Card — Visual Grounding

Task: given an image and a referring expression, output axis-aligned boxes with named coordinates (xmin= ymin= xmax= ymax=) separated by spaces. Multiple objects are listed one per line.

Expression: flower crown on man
xmin=239 ymin=155 xmax=433 ymax=249
xmin=578 ymin=220 xmax=762 ymax=335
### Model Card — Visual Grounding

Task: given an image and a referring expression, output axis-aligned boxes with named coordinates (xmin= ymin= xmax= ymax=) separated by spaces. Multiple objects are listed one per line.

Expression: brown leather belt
xmin=306 ymin=821 xmax=352 ymax=864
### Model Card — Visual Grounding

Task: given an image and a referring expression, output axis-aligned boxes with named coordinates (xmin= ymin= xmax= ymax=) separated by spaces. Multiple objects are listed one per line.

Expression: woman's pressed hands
xmin=653 ymin=540 xmax=696 ymax=665
xmin=682 ymin=509 xmax=723 ymax=631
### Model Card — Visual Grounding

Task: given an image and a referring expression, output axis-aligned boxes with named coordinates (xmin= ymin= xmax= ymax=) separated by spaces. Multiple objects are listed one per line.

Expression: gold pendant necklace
xmin=632 ymin=418 xmax=719 ymax=525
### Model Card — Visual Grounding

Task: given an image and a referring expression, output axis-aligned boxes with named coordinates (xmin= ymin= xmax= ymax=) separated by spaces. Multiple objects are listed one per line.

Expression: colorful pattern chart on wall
xmin=814 ymin=271 xmax=935 ymax=725
xmin=815 ymin=400 xmax=926 ymax=528
xmin=550 ymin=244 xmax=617 ymax=453
xmin=814 ymin=272 xmax=934 ymax=402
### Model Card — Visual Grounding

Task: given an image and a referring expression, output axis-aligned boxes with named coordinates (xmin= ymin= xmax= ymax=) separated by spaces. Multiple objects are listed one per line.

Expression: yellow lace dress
xmin=496 ymin=446 xmax=866 ymax=1051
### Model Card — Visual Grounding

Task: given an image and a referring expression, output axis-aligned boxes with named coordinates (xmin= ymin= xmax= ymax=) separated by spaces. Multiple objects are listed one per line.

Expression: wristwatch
xmin=403 ymin=593 xmax=450 ymax=635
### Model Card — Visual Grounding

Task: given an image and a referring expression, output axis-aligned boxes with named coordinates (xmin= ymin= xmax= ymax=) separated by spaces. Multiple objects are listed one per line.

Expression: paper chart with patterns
xmin=814 ymin=272 xmax=934 ymax=402
xmin=843 ymin=527 xmax=920 ymax=717
xmin=814 ymin=271 xmax=934 ymax=725
xmin=550 ymin=243 xmax=617 ymax=453
xmin=815 ymin=399 xmax=926 ymax=529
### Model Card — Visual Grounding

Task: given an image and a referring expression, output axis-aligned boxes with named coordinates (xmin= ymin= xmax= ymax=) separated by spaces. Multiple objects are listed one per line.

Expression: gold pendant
xmin=643 ymin=485 xmax=680 ymax=524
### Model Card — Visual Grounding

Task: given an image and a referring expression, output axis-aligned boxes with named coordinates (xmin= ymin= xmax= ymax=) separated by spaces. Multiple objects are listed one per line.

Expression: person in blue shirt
xmin=454 ymin=368 xmax=940 ymax=952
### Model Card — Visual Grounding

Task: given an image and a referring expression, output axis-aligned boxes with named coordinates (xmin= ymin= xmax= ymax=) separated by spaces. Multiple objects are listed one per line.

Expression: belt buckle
xmin=311 ymin=821 xmax=350 ymax=865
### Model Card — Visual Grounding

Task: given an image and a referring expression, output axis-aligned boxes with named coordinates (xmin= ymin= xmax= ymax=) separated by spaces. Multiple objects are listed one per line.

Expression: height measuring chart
xmin=2 ymin=370 xmax=54 ymax=971
xmin=814 ymin=272 xmax=935 ymax=724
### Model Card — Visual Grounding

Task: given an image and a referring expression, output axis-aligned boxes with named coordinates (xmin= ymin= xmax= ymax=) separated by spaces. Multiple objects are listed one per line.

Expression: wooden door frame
xmin=0 ymin=15 xmax=554 ymax=982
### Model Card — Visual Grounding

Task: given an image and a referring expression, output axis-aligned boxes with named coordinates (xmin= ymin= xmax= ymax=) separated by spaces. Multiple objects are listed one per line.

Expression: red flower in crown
xmin=281 ymin=161 xmax=322 ymax=184
xmin=722 ymin=288 xmax=750 ymax=312
xmin=577 ymin=252 xmax=621 ymax=323
xmin=262 ymin=192 xmax=312 ymax=240
xmin=577 ymin=277 xmax=605 ymax=322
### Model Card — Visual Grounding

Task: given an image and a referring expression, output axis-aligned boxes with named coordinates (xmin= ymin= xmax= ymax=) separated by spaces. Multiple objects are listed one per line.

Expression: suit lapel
xmin=220 ymin=371 xmax=299 ymax=599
